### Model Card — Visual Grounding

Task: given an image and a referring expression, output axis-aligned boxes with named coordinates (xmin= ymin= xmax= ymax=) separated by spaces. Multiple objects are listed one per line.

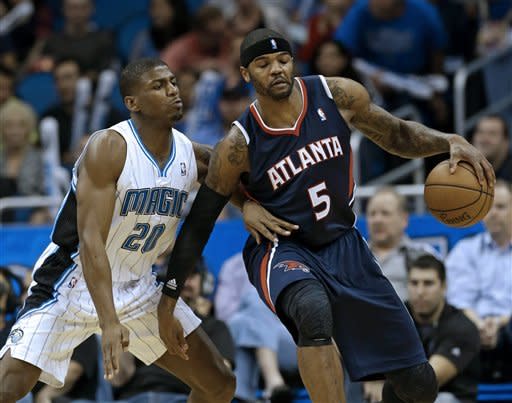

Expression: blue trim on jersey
xmin=49 ymin=188 xmax=72 ymax=241
xmin=17 ymin=252 xmax=79 ymax=321
xmin=128 ymin=119 xmax=176 ymax=177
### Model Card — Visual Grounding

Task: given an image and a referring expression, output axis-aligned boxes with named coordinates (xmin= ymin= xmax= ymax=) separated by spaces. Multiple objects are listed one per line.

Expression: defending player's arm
xmin=326 ymin=77 xmax=495 ymax=187
xmin=76 ymin=130 xmax=129 ymax=380
xmin=157 ymin=127 xmax=249 ymax=356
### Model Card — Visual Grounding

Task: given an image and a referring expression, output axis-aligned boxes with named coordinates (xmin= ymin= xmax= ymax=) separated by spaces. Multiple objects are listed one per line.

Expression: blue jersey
xmin=235 ymin=75 xmax=356 ymax=247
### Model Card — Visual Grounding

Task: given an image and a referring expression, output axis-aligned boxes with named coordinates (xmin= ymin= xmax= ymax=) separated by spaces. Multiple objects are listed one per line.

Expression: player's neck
xmin=130 ymin=116 xmax=173 ymax=160
xmin=255 ymin=83 xmax=302 ymax=128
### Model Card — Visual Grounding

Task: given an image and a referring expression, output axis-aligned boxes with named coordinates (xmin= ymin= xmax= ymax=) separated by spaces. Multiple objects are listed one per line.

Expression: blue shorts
xmin=243 ymin=227 xmax=426 ymax=381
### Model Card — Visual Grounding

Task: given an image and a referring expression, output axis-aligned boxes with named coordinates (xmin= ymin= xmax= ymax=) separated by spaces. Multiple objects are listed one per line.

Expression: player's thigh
xmin=154 ymin=327 xmax=233 ymax=390
xmin=0 ymin=349 xmax=41 ymax=398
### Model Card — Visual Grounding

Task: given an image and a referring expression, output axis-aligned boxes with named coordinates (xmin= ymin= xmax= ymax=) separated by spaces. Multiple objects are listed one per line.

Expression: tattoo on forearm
xmin=355 ymin=104 xmax=450 ymax=158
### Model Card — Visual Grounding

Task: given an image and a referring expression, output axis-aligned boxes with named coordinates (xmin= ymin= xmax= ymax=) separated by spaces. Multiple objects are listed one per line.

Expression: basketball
xmin=424 ymin=160 xmax=494 ymax=228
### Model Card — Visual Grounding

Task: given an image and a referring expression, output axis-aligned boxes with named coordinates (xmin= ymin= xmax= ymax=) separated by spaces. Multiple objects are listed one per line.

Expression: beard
xmin=251 ymin=74 xmax=294 ymax=100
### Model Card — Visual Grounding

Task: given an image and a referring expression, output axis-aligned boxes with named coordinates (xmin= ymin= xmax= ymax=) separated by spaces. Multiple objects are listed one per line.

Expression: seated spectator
xmin=309 ymin=40 xmax=362 ymax=83
xmin=31 ymin=0 xmax=115 ymax=80
xmin=446 ymin=180 xmax=512 ymax=382
xmin=0 ymin=99 xmax=48 ymax=223
xmin=364 ymin=255 xmax=481 ymax=403
xmin=216 ymin=253 xmax=297 ymax=403
xmin=298 ymin=0 xmax=354 ymax=64
xmin=42 ymin=58 xmax=123 ymax=167
xmin=229 ymin=0 xmax=267 ymax=36
xmin=32 ymin=335 xmax=99 ymax=403
xmin=366 ymin=187 xmax=439 ymax=300
xmin=160 ymin=5 xmax=231 ymax=74
xmin=0 ymin=64 xmax=15 ymax=108
xmin=128 ymin=0 xmax=190 ymax=62
xmin=334 ymin=0 xmax=449 ymax=132
xmin=111 ymin=258 xmax=234 ymax=400
xmin=471 ymin=115 xmax=512 ymax=182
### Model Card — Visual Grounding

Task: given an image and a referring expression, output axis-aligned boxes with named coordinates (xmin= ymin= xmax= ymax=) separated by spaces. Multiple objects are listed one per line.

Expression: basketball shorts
xmin=243 ymin=227 xmax=426 ymax=381
xmin=0 ymin=245 xmax=201 ymax=388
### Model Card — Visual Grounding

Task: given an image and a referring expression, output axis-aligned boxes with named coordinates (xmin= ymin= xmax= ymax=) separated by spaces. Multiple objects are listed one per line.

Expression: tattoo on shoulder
xmin=328 ymin=79 xmax=356 ymax=109
xmin=227 ymin=131 xmax=247 ymax=166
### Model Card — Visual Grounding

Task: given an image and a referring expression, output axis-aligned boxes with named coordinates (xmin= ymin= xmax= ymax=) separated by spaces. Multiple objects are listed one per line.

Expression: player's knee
xmin=386 ymin=362 xmax=438 ymax=403
xmin=278 ymin=280 xmax=333 ymax=347
xmin=207 ymin=366 xmax=236 ymax=402
xmin=0 ymin=356 xmax=39 ymax=402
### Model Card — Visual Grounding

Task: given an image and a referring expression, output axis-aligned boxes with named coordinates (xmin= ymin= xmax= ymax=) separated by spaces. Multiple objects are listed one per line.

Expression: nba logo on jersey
xmin=317 ymin=108 xmax=327 ymax=121
xmin=180 ymin=162 xmax=187 ymax=176
xmin=270 ymin=39 xmax=277 ymax=49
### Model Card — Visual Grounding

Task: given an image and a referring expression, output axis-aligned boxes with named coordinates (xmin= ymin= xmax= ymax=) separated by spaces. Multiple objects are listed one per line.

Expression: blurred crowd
xmin=0 ymin=0 xmax=511 ymax=402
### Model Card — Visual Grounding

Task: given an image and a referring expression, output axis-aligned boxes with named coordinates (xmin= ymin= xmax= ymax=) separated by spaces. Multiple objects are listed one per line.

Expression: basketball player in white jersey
xmin=0 ymin=58 xmax=295 ymax=403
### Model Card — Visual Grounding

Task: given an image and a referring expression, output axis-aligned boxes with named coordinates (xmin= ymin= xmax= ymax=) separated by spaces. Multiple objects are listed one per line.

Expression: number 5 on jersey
xmin=308 ymin=182 xmax=331 ymax=221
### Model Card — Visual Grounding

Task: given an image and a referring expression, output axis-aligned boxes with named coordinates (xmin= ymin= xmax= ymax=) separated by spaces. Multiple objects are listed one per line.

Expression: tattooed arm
xmin=326 ymin=77 xmax=495 ymax=186
xmin=192 ymin=139 xmax=248 ymax=209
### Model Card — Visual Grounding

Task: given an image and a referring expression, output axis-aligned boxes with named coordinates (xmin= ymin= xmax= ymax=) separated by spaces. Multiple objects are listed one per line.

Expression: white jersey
xmin=43 ymin=119 xmax=198 ymax=286
xmin=1 ymin=119 xmax=202 ymax=388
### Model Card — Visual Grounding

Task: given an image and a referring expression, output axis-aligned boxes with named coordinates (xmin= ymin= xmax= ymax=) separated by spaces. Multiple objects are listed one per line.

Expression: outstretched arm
xmin=76 ymin=130 xmax=130 ymax=380
xmin=326 ymin=77 xmax=495 ymax=186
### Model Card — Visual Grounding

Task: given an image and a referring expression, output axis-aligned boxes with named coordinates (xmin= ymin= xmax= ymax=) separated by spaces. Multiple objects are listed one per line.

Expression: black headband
xmin=240 ymin=37 xmax=292 ymax=67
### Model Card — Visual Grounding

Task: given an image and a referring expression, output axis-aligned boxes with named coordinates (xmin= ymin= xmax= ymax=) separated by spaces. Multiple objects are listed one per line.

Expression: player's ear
xmin=124 ymin=96 xmax=140 ymax=113
xmin=240 ymin=66 xmax=251 ymax=83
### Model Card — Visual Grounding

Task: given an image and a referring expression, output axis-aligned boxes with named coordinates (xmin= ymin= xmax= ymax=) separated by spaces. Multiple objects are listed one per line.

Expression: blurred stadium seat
xmin=117 ymin=16 xmax=150 ymax=63
xmin=93 ymin=0 xmax=150 ymax=31
xmin=15 ymin=72 xmax=58 ymax=116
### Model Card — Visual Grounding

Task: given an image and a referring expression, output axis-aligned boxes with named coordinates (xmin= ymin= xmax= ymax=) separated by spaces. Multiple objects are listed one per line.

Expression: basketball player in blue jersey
xmin=0 ymin=58 xmax=293 ymax=403
xmin=158 ymin=30 xmax=496 ymax=402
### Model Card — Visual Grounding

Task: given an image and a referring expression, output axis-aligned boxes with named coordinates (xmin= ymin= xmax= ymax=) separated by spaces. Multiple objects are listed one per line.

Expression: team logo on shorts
xmin=9 ymin=328 xmax=24 ymax=344
xmin=68 ymin=277 xmax=78 ymax=288
xmin=273 ymin=260 xmax=310 ymax=273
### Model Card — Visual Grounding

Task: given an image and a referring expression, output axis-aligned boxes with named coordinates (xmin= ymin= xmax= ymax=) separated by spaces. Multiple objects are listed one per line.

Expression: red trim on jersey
xmin=348 ymin=148 xmax=354 ymax=199
xmin=259 ymin=244 xmax=275 ymax=313
xmin=249 ymin=78 xmax=308 ymax=137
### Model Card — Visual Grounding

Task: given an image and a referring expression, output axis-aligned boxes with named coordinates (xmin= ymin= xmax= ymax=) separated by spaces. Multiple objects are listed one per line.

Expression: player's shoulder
xmin=171 ymin=127 xmax=194 ymax=148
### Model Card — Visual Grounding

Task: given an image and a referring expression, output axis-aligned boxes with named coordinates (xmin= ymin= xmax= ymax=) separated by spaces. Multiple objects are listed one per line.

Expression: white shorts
xmin=0 ymin=274 xmax=200 ymax=388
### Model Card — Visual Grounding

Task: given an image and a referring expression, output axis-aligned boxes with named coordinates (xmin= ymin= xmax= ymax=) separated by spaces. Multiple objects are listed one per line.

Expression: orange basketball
xmin=424 ymin=160 xmax=494 ymax=228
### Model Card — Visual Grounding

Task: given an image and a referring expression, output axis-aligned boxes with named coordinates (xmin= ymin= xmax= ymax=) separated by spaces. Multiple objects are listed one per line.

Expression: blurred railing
xmin=454 ymin=45 xmax=512 ymax=136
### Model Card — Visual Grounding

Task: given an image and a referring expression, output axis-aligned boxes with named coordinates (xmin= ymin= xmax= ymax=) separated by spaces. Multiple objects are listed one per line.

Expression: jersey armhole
xmin=319 ymin=75 xmax=334 ymax=99
xmin=233 ymin=121 xmax=250 ymax=145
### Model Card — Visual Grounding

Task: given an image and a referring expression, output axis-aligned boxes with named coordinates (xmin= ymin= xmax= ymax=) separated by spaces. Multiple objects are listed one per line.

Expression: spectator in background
xmin=428 ymin=0 xmax=479 ymax=71
xmin=42 ymin=58 xmax=123 ymax=167
xmin=364 ymin=255 xmax=482 ymax=403
xmin=229 ymin=0 xmax=267 ymax=36
xmin=160 ymin=5 xmax=231 ymax=74
xmin=0 ymin=64 xmax=15 ymax=108
xmin=366 ymin=187 xmax=439 ymax=300
xmin=129 ymin=0 xmax=190 ymax=61
xmin=334 ymin=0 xmax=446 ymax=77
xmin=32 ymin=0 xmax=115 ymax=80
xmin=111 ymin=259 xmax=234 ymax=401
xmin=309 ymin=40 xmax=362 ymax=83
xmin=298 ymin=0 xmax=354 ymax=64
xmin=216 ymin=253 xmax=297 ymax=403
xmin=0 ymin=99 xmax=48 ymax=223
xmin=446 ymin=180 xmax=512 ymax=382
xmin=407 ymin=255 xmax=480 ymax=403
xmin=471 ymin=115 xmax=512 ymax=182
xmin=32 ymin=336 xmax=99 ymax=403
